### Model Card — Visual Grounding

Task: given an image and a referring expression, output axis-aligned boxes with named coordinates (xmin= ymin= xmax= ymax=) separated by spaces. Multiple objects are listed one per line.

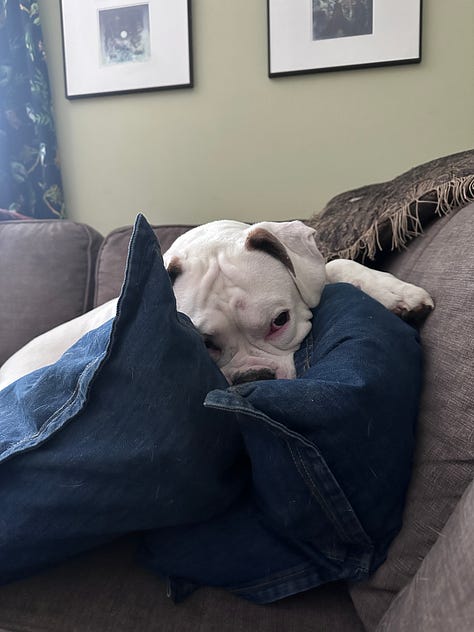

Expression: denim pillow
xmin=141 ymin=283 xmax=423 ymax=603
xmin=0 ymin=214 xmax=245 ymax=585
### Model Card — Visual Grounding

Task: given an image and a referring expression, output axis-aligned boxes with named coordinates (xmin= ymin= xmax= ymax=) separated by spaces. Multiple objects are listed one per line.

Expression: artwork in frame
xmin=60 ymin=0 xmax=192 ymax=99
xmin=267 ymin=0 xmax=422 ymax=77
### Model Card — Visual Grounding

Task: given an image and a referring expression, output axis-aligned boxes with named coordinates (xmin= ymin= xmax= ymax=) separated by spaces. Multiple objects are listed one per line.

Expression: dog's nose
xmin=231 ymin=368 xmax=276 ymax=385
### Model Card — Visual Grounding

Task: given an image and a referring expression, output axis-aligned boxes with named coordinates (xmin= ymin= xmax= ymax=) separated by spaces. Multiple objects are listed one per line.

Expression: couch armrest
xmin=0 ymin=220 xmax=103 ymax=366
xmin=376 ymin=478 xmax=474 ymax=631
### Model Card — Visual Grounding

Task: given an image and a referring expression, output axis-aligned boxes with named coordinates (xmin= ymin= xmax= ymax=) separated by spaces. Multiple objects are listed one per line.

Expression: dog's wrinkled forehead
xmin=163 ymin=219 xmax=326 ymax=308
xmin=162 ymin=220 xmax=326 ymax=384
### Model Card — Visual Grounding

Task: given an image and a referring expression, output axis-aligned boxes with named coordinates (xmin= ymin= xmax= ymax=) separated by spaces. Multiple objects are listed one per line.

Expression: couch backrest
xmin=0 ymin=220 xmax=103 ymax=367
xmin=94 ymin=224 xmax=194 ymax=306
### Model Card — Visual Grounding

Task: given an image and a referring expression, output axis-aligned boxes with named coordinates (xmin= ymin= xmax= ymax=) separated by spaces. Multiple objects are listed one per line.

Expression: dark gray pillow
xmin=307 ymin=149 xmax=474 ymax=262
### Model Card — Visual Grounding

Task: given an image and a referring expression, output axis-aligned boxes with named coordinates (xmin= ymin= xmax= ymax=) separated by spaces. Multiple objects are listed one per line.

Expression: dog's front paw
xmin=389 ymin=283 xmax=434 ymax=323
xmin=324 ymin=260 xmax=434 ymax=324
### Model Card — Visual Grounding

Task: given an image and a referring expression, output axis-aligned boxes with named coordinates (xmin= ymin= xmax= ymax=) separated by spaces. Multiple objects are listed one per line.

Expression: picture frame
xmin=268 ymin=0 xmax=422 ymax=77
xmin=60 ymin=0 xmax=193 ymax=99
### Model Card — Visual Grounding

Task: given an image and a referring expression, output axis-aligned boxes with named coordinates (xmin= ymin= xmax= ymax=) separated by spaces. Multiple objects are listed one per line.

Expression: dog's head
xmin=163 ymin=220 xmax=326 ymax=385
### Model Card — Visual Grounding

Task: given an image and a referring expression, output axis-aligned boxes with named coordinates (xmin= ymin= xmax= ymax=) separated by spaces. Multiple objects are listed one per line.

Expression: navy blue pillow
xmin=141 ymin=283 xmax=423 ymax=603
xmin=0 ymin=214 xmax=245 ymax=585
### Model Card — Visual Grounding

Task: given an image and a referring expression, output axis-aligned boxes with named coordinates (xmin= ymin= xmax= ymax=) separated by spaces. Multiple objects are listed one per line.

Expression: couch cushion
xmin=0 ymin=537 xmax=364 ymax=632
xmin=349 ymin=202 xmax=474 ymax=629
xmin=307 ymin=149 xmax=474 ymax=262
xmin=94 ymin=223 xmax=195 ymax=306
xmin=0 ymin=220 xmax=103 ymax=366
xmin=0 ymin=215 xmax=244 ymax=585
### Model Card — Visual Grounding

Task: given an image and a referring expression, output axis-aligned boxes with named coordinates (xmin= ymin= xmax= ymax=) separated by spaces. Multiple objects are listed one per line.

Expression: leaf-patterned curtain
xmin=0 ymin=0 xmax=65 ymax=219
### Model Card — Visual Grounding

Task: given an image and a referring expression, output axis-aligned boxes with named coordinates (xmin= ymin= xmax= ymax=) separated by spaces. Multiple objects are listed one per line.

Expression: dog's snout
xmin=231 ymin=368 xmax=276 ymax=385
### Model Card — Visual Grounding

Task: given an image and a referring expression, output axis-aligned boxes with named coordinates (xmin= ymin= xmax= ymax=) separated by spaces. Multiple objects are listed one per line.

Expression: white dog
xmin=0 ymin=220 xmax=433 ymax=389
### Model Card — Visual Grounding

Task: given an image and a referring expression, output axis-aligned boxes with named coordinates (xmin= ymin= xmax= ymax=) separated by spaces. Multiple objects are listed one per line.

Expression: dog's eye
xmin=271 ymin=311 xmax=289 ymax=330
xmin=203 ymin=336 xmax=221 ymax=358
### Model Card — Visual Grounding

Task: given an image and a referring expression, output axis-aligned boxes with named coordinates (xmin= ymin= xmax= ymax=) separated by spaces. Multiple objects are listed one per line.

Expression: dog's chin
xmin=230 ymin=368 xmax=277 ymax=385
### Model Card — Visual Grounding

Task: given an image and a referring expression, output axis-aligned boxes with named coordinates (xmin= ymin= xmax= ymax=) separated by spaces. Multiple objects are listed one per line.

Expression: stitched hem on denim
xmin=0 ymin=350 xmax=107 ymax=465
xmin=167 ymin=555 xmax=371 ymax=605
xmin=227 ymin=559 xmax=369 ymax=604
xmin=204 ymin=390 xmax=372 ymax=548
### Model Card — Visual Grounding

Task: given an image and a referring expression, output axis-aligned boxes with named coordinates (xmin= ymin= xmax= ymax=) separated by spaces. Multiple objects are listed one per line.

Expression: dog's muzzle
xmin=231 ymin=368 xmax=276 ymax=385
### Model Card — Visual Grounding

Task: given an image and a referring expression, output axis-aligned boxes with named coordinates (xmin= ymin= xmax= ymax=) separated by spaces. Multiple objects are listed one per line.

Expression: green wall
xmin=39 ymin=1 xmax=474 ymax=235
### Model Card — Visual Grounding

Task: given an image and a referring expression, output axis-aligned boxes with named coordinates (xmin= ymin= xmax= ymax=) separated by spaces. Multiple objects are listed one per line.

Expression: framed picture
xmin=268 ymin=0 xmax=422 ymax=77
xmin=60 ymin=0 xmax=192 ymax=98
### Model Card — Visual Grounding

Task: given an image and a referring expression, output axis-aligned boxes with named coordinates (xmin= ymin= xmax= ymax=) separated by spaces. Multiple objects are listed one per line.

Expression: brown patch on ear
xmin=166 ymin=256 xmax=183 ymax=285
xmin=245 ymin=228 xmax=295 ymax=275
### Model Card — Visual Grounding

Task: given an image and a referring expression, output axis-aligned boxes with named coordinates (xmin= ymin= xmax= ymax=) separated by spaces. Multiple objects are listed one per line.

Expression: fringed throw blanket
xmin=307 ymin=149 xmax=474 ymax=262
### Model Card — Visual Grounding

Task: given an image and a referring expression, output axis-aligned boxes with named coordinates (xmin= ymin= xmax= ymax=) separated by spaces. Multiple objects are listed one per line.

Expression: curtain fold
xmin=0 ymin=0 xmax=65 ymax=219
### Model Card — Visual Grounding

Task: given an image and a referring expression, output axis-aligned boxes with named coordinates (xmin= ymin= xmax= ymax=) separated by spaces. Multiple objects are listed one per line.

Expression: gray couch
xmin=0 ymin=201 xmax=473 ymax=632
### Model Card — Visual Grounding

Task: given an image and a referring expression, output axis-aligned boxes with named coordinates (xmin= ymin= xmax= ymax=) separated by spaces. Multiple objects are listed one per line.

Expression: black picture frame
xmin=268 ymin=0 xmax=422 ymax=78
xmin=60 ymin=0 xmax=193 ymax=99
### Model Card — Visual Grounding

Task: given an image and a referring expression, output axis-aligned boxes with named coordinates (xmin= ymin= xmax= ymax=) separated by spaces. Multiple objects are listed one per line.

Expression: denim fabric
xmin=0 ymin=214 xmax=245 ymax=585
xmin=142 ymin=284 xmax=422 ymax=603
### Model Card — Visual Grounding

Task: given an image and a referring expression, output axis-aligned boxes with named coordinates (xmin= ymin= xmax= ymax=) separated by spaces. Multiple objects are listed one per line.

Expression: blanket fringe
xmin=327 ymin=175 xmax=474 ymax=262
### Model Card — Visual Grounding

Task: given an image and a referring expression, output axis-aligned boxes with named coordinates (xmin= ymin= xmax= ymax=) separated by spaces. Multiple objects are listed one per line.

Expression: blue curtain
xmin=0 ymin=0 xmax=65 ymax=219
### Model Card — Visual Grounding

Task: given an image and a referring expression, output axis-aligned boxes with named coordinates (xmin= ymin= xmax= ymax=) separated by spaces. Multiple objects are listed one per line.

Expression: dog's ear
xmin=165 ymin=256 xmax=183 ymax=285
xmin=245 ymin=221 xmax=326 ymax=307
xmin=245 ymin=227 xmax=296 ymax=275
